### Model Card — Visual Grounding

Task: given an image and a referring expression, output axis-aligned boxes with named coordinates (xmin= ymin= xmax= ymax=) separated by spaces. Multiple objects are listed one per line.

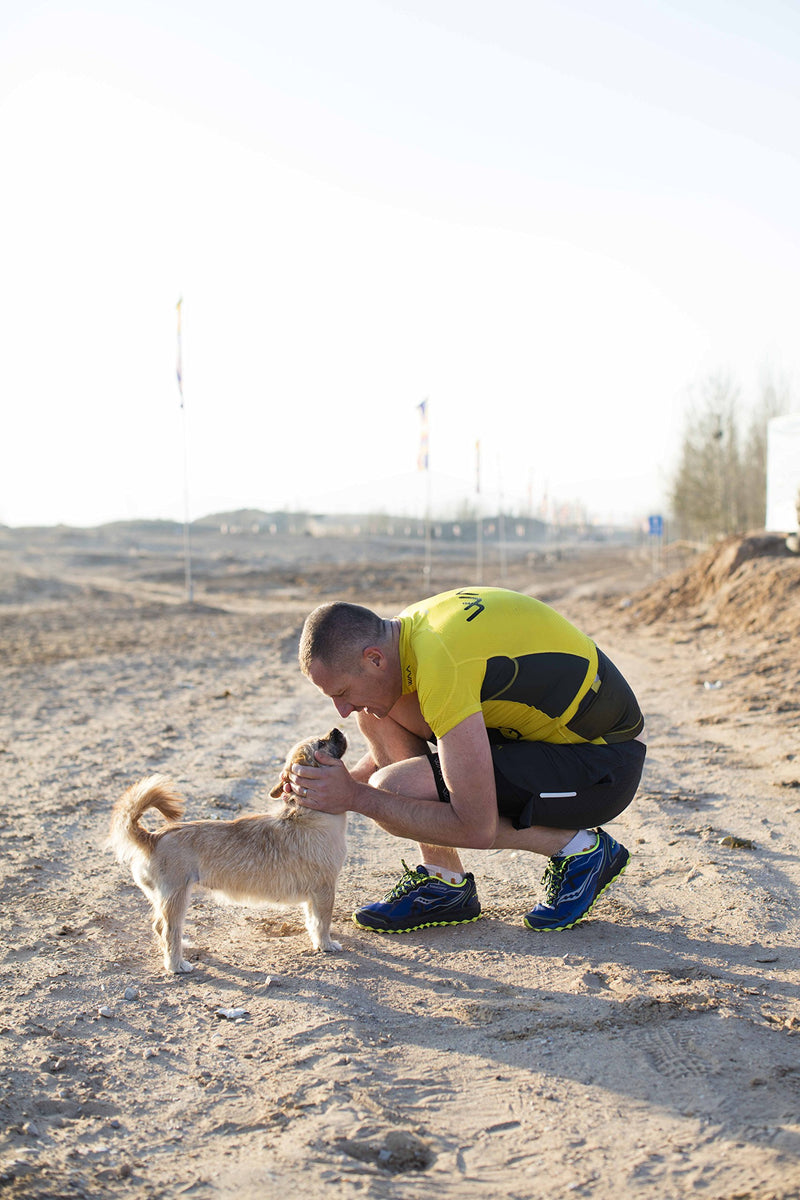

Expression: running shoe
xmin=353 ymin=861 xmax=483 ymax=933
xmin=524 ymin=828 xmax=629 ymax=932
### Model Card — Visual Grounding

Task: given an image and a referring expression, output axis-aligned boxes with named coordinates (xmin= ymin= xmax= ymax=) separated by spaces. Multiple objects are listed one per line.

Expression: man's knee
xmin=370 ymin=762 xmax=412 ymax=792
xmin=369 ymin=758 xmax=439 ymax=801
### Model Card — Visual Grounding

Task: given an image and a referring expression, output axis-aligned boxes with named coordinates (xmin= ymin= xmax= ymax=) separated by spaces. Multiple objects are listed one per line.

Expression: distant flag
xmin=539 ymin=486 xmax=549 ymax=521
xmin=417 ymin=399 xmax=429 ymax=471
xmin=176 ymin=297 xmax=184 ymax=407
xmin=475 ymin=439 xmax=481 ymax=494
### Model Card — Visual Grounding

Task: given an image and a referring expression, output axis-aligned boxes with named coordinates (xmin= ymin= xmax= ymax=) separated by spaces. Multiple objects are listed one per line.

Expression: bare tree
xmin=739 ymin=367 xmax=792 ymax=530
xmin=669 ymin=374 xmax=742 ymax=540
xmin=668 ymin=370 xmax=791 ymax=541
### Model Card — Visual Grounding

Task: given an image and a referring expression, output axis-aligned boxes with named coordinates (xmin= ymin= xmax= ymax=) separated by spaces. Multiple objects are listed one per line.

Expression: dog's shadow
xmin=163 ymin=915 xmax=341 ymax=992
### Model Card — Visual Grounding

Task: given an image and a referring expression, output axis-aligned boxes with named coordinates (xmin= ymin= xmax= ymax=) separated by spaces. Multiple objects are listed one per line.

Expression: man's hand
xmin=287 ymin=749 xmax=358 ymax=814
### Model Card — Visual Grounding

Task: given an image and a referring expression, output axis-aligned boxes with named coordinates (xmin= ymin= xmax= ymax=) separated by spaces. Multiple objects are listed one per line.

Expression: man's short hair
xmin=298 ymin=601 xmax=386 ymax=676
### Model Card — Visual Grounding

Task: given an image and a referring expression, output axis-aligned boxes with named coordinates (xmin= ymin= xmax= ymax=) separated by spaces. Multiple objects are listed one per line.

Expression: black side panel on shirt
xmin=480 ymin=653 xmax=590 ymax=720
xmin=565 ymin=648 xmax=644 ymax=743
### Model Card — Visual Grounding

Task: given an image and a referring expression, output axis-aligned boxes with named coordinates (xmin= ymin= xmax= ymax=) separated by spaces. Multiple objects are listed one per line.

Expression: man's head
xmin=298 ymin=601 xmax=401 ymax=720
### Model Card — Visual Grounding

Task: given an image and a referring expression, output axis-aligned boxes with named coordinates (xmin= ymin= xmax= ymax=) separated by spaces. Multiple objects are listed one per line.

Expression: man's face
xmin=308 ymin=652 xmax=397 ymax=721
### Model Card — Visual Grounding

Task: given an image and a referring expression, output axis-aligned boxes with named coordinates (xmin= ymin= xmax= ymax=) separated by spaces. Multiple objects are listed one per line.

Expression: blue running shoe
xmin=524 ymin=829 xmax=629 ymax=932
xmin=353 ymin=861 xmax=483 ymax=933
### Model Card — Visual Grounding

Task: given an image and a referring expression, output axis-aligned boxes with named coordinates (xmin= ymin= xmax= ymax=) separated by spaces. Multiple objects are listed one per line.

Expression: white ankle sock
xmin=423 ymin=864 xmax=464 ymax=885
xmin=556 ymin=830 xmax=597 ymax=858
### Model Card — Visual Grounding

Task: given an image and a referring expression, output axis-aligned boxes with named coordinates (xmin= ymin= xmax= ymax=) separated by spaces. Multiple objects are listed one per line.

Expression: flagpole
xmin=475 ymin=439 xmax=482 ymax=583
xmin=176 ymin=298 xmax=193 ymax=604
xmin=424 ymin=469 xmax=432 ymax=585
xmin=497 ymin=452 xmax=507 ymax=586
xmin=417 ymin=398 xmax=432 ymax=585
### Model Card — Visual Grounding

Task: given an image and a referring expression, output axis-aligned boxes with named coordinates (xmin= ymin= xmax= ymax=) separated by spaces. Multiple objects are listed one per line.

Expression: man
xmin=288 ymin=586 xmax=646 ymax=935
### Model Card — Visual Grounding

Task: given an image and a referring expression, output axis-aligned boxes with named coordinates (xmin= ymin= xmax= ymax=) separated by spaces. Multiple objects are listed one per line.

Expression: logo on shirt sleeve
xmin=456 ymin=590 xmax=485 ymax=622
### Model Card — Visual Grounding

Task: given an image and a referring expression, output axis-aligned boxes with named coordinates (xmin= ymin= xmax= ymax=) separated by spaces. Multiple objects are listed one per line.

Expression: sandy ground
xmin=1 ymin=522 xmax=799 ymax=1200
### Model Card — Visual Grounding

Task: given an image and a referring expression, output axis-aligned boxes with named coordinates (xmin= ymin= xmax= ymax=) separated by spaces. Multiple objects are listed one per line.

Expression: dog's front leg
xmin=303 ymin=885 xmax=342 ymax=953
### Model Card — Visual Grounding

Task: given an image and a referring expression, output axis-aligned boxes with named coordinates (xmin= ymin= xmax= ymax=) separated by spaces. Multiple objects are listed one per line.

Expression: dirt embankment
xmin=628 ymin=534 xmax=799 ymax=638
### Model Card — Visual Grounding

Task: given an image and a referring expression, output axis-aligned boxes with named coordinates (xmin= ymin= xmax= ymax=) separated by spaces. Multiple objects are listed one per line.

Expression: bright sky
xmin=2 ymin=0 xmax=799 ymax=528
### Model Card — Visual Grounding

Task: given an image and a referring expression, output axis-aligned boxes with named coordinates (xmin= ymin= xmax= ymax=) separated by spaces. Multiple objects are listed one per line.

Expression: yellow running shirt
xmin=398 ymin=587 xmax=642 ymax=745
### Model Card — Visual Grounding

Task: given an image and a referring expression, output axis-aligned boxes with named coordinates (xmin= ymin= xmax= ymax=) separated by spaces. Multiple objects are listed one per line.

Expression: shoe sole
xmin=523 ymin=851 xmax=630 ymax=933
xmin=352 ymin=912 xmax=483 ymax=934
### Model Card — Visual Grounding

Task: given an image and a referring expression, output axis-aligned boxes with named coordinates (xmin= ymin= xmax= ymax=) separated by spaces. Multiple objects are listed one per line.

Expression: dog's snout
xmin=326 ymin=727 xmax=347 ymax=757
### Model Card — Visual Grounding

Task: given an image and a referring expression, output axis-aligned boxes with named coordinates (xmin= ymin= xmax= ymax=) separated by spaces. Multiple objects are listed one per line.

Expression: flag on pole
xmin=176 ymin=297 xmax=184 ymax=407
xmin=417 ymin=399 xmax=429 ymax=471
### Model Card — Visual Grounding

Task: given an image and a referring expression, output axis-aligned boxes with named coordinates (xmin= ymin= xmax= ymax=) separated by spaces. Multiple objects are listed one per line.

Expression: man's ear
xmin=362 ymin=646 xmax=384 ymax=670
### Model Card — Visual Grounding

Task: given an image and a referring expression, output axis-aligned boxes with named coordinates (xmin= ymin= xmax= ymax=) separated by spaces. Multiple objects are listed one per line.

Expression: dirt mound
xmin=629 ymin=534 xmax=799 ymax=636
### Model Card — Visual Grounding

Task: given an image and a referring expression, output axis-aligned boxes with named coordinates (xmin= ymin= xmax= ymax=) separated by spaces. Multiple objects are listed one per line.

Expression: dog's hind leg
xmin=149 ymin=897 xmax=172 ymax=964
xmin=160 ymin=885 xmax=194 ymax=974
xmin=131 ymin=867 xmax=166 ymax=957
xmin=303 ymin=884 xmax=342 ymax=953
xmin=134 ymin=880 xmax=169 ymax=962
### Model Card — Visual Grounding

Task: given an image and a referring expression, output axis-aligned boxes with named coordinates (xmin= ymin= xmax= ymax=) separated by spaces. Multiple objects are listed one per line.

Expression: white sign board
xmin=765 ymin=413 xmax=800 ymax=532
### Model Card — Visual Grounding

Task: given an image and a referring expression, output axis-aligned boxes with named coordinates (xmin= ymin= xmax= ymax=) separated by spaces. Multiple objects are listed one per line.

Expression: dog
xmin=109 ymin=728 xmax=347 ymax=974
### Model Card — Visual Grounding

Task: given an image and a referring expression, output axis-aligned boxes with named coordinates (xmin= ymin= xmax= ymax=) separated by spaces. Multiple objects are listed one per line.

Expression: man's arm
xmin=290 ymin=712 xmax=499 ymax=850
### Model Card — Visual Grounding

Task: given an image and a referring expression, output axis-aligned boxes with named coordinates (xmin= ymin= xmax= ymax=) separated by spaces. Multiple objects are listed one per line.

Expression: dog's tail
xmin=108 ymin=775 xmax=185 ymax=866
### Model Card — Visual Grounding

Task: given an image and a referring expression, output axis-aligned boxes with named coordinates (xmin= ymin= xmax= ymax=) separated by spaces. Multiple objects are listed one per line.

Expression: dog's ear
xmin=293 ymin=745 xmax=317 ymax=768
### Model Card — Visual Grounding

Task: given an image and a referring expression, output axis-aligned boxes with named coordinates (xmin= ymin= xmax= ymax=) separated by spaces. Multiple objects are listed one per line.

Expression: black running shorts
xmin=426 ymin=738 xmax=646 ymax=830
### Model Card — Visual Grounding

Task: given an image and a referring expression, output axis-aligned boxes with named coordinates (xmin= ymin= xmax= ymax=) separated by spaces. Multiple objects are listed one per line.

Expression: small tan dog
xmin=109 ymin=728 xmax=347 ymax=974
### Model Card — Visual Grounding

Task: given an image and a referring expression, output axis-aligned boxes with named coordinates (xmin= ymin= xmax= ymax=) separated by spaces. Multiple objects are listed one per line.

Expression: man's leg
xmin=351 ymin=715 xmax=639 ymax=935
xmin=355 ymin=702 xmax=466 ymax=875
xmin=487 ymin=735 xmax=643 ymax=933
xmin=490 ymin=818 xmax=578 ymax=857
xmin=349 ymin=717 xmax=480 ymax=933
xmin=348 ymin=756 xmax=614 ymax=935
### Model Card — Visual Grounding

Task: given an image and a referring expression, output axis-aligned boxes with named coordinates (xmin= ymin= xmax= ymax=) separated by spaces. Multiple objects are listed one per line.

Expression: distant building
xmin=765 ymin=414 xmax=800 ymax=533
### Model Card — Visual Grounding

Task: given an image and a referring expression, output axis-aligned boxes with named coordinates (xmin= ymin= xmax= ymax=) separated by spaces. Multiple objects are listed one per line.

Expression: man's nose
xmin=334 ymin=698 xmax=354 ymax=718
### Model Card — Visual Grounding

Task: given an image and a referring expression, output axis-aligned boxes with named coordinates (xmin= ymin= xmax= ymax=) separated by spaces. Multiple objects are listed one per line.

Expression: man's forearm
xmin=351 ymin=781 xmax=495 ymax=850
